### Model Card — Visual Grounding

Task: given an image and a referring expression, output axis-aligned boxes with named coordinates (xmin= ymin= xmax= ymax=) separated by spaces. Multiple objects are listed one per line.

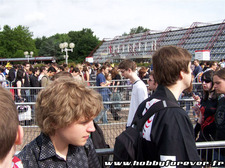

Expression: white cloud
xmin=0 ymin=0 xmax=224 ymax=39
xmin=25 ymin=12 xmax=45 ymax=26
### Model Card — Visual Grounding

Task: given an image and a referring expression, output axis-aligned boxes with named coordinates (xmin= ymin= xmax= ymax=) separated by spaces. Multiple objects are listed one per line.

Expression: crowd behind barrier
xmin=1 ymin=62 xmax=225 ymax=166
xmin=10 ymin=81 xmax=225 ymax=168
xmin=3 ymin=82 xmax=215 ymax=151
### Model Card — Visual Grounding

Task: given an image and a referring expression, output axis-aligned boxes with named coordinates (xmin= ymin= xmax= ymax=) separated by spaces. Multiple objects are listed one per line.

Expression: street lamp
xmin=59 ymin=42 xmax=75 ymax=64
xmin=24 ymin=51 xmax=33 ymax=62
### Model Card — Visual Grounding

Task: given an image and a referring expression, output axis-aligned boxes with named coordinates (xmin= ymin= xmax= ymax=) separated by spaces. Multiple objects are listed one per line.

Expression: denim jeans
xmin=94 ymin=89 xmax=109 ymax=124
xmin=94 ymin=108 xmax=108 ymax=124
xmin=25 ymin=89 xmax=31 ymax=102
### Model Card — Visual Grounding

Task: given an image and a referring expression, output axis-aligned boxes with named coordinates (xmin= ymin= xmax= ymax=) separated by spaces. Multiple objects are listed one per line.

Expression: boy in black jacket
xmin=138 ymin=46 xmax=200 ymax=167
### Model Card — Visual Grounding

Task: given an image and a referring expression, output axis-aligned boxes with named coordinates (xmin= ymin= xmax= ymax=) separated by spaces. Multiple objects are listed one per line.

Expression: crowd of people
xmin=0 ymin=62 xmax=99 ymax=102
xmin=1 ymin=45 xmax=225 ymax=167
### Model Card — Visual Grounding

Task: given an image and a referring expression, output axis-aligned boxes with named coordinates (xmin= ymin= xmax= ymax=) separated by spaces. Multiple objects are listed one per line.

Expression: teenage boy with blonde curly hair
xmin=17 ymin=77 xmax=103 ymax=168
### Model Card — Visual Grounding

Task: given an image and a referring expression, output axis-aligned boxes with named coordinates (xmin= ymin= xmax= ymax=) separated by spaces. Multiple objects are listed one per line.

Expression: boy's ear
xmin=128 ymin=68 xmax=132 ymax=73
xmin=179 ymin=71 xmax=185 ymax=80
xmin=14 ymin=125 xmax=24 ymax=145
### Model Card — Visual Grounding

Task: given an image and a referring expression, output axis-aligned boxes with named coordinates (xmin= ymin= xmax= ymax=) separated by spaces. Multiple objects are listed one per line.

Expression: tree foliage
xmin=36 ymin=29 xmax=99 ymax=63
xmin=0 ymin=25 xmax=99 ymax=64
xmin=122 ymin=26 xmax=150 ymax=36
xmin=68 ymin=28 xmax=99 ymax=63
xmin=36 ymin=33 xmax=70 ymax=57
xmin=0 ymin=25 xmax=37 ymax=58
xmin=0 ymin=24 xmax=150 ymax=64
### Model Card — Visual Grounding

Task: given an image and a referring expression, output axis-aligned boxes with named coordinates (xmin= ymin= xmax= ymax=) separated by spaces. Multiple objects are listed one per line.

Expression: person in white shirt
xmin=118 ymin=60 xmax=148 ymax=127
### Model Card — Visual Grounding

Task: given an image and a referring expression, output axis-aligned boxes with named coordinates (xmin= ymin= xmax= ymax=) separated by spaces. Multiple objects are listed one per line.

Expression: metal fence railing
xmin=7 ymin=83 xmax=203 ymax=151
xmin=15 ymin=141 xmax=225 ymax=168
xmin=11 ymin=82 xmax=225 ymax=167
xmin=96 ymin=141 xmax=225 ymax=168
xmin=15 ymin=99 xmax=200 ymax=152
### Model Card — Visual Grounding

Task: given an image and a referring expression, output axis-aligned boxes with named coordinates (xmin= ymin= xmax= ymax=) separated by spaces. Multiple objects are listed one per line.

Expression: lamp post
xmin=24 ymin=51 xmax=33 ymax=62
xmin=59 ymin=42 xmax=75 ymax=65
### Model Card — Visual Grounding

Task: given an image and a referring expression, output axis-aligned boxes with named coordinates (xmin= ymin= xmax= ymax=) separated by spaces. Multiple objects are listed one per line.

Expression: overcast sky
xmin=0 ymin=0 xmax=224 ymax=40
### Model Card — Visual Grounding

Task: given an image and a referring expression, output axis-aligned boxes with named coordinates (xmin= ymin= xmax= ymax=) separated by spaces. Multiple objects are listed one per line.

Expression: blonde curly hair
xmin=35 ymin=77 xmax=103 ymax=136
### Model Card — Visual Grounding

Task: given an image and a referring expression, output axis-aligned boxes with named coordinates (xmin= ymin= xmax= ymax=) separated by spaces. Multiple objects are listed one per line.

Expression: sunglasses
xmin=202 ymin=79 xmax=211 ymax=83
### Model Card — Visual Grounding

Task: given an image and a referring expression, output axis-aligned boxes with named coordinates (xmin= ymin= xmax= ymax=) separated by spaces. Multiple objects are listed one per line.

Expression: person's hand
xmin=192 ymin=104 xmax=200 ymax=117
xmin=198 ymin=111 xmax=203 ymax=124
xmin=193 ymin=94 xmax=200 ymax=103
xmin=106 ymin=81 xmax=111 ymax=86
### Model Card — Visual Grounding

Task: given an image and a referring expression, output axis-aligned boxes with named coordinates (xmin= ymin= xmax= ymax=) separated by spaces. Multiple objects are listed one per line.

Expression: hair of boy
xmin=63 ymin=64 xmax=68 ymax=68
xmin=58 ymin=65 xmax=64 ymax=71
xmin=30 ymin=67 xmax=39 ymax=75
xmin=35 ymin=77 xmax=103 ymax=136
xmin=118 ymin=59 xmax=137 ymax=71
xmin=97 ymin=65 xmax=107 ymax=75
xmin=52 ymin=71 xmax=73 ymax=81
xmin=149 ymin=71 xmax=156 ymax=81
xmin=40 ymin=66 xmax=46 ymax=73
xmin=72 ymin=67 xmax=80 ymax=73
xmin=34 ymin=67 xmax=40 ymax=73
xmin=138 ymin=67 xmax=147 ymax=77
xmin=100 ymin=65 xmax=107 ymax=71
xmin=47 ymin=66 xmax=56 ymax=73
xmin=83 ymin=65 xmax=88 ymax=72
xmin=194 ymin=59 xmax=199 ymax=63
xmin=152 ymin=45 xmax=192 ymax=86
xmin=23 ymin=62 xmax=30 ymax=67
xmin=0 ymin=86 xmax=19 ymax=160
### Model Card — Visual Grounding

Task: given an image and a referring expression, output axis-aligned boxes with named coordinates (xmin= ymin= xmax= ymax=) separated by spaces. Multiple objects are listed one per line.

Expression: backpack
xmin=113 ymin=99 xmax=179 ymax=167
xmin=91 ymin=122 xmax=110 ymax=149
xmin=91 ymin=122 xmax=110 ymax=168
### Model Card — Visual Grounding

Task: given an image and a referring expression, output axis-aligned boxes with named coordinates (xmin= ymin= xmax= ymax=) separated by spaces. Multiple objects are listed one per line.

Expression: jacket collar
xmin=153 ymin=85 xmax=177 ymax=103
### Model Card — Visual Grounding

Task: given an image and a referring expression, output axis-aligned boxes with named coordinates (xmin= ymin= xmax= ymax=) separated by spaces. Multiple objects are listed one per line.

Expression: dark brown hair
xmin=153 ymin=45 xmax=192 ymax=86
xmin=118 ymin=59 xmax=137 ymax=72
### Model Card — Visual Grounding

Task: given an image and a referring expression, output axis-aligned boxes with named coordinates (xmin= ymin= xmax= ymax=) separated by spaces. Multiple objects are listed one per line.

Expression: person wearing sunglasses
xmin=193 ymin=70 xmax=218 ymax=162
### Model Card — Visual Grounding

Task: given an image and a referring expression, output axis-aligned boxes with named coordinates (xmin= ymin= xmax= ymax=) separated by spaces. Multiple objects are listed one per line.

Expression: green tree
xmin=34 ymin=30 xmax=99 ymax=63
xmin=0 ymin=25 xmax=37 ymax=58
xmin=37 ymin=33 xmax=70 ymax=58
xmin=122 ymin=26 xmax=150 ymax=36
xmin=68 ymin=28 xmax=99 ymax=63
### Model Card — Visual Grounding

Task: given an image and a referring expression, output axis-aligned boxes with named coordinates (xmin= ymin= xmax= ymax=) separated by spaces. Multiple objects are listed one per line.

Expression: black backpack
xmin=91 ymin=122 xmax=110 ymax=168
xmin=91 ymin=122 xmax=110 ymax=149
xmin=113 ymin=99 xmax=179 ymax=167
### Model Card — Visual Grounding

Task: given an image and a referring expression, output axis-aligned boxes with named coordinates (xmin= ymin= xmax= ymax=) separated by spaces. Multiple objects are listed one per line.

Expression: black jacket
xmin=137 ymin=85 xmax=200 ymax=167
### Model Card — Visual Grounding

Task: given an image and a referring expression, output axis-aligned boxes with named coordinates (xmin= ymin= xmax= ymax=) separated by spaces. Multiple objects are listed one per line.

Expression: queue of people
xmin=1 ymin=45 xmax=225 ymax=167
xmin=0 ymin=62 xmax=99 ymax=102
xmin=191 ymin=59 xmax=225 ymax=163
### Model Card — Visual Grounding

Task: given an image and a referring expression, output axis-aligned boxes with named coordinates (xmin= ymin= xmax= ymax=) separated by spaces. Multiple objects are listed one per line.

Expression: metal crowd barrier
xmin=96 ymin=141 xmax=225 ymax=168
xmin=9 ymin=83 xmax=204 ymax=155
xmin=11 ymin=82 xmax=225 ymax=168
xmin=15 ymin=141 xmax=225 ymax=168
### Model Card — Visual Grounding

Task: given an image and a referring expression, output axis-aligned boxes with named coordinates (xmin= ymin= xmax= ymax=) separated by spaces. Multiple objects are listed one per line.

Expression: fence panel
xmin=6 ymin=82 xmax=203 ymax=152
xmin=96 ymin=141 xmax=225 ymax=168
